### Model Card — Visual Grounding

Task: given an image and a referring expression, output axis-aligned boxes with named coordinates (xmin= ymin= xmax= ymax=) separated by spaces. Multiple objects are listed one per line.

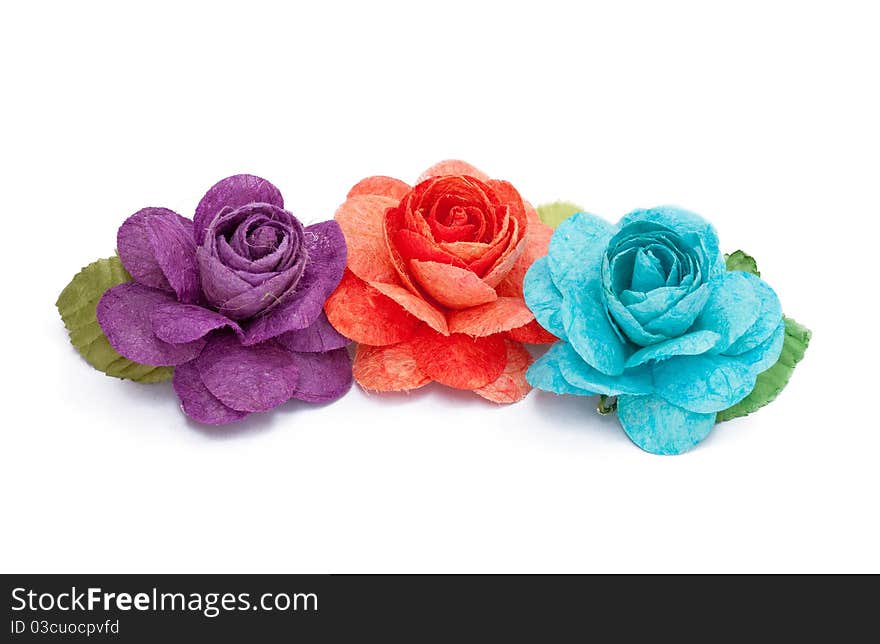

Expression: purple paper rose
xmin=97 ymin=174 xmax=352 ymax=425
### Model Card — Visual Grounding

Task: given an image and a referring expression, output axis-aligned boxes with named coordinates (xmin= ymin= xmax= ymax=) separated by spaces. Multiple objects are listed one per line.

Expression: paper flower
xmin=325 ymin=160 xmax=555 ymax=402
xmin=526 ymin=206 xmax=810 ymax=454
xmin=59 ymin=175 xmax=352 ymax=425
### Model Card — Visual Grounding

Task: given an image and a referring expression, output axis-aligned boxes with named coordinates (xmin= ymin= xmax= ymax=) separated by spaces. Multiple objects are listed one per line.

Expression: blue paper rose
xmin=524 ymin=206 xmax=785 ymax=455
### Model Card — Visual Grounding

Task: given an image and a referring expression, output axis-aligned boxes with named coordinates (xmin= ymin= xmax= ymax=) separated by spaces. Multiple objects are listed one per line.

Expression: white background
xmin=2 ymin=1 xmax=878 ymax=573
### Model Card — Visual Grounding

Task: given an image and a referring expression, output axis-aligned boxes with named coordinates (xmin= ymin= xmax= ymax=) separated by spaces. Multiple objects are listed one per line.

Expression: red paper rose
xmin=325 ymin=160 xmax=555 ymax=402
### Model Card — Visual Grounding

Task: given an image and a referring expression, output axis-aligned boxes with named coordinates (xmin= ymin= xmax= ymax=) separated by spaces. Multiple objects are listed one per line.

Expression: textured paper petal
xmin=692 ymin=271 xmax=761 ymax=351
xmin=217 ymin=264 xmax=306 ymax=321
xmin=324 ymin=271 xmax=419 ymax=345
xmin=653 ymin=353 xmax=757 ymax=414
xmin=447 ymin=297 xmax=534 ymax=337
xmin=481 ymin=235 xmax=527 ymax=288
xmin=193 ymin=174 xmax=284 ymax=244
xmin=172 ymin=361 xmax=248 ymax=425
xmin=506 ymin=319 xmax=558 ymax=344
xmin=550 ymin=212 xmax=629 ymax=374
xmin=526 ymin=343 xmax=595 ymax=395
xmin=547 ymin=212 xmax=615 ymax=294
xmin=242 ymin=221 xmax=347 ymax=344
xmin=418 ymin=160 xmax=490 ymax=182
xmin=335 ymin=194 xmax=400 ymax=283
xmin=117 ymin=207 xmax=198 ymax=301
xmin=275 ymin=311 xmax=350 ymax=353
xmin=353 ymin=341 xmax=430 ymax=392
xmin=725 ymin=276 xmax=783 ymax=355
xmin=603 ymin=288 xmax=667 ymax=346
xmin=536 ymin=201 xmax=585 ymax=229
xmin=288 ymin=348 xmax=353 ymax=403
xmin=196 ymin=334 xmax=298 ymax=413
xmin=717 ymin=317 xmax=811 ymax=422
xmin=145 ymin=213 xmax=200 ymax=303
xmin=411 ymin=329 xmax=507 ymax=390
xmin=732 ymin=319 xmax=786 ymax=373
xmin=624 ymin=330 xmax=721 ymax=369
xmin=347 ymin=176 xmax=411 ymax=201
xmin=523 ymin=256 xmax=566 ymax=338
xmin=97 ymin=283 xmax=206 ymax=366
xmin=555 ymin=342 xmax=652 ymax=396
xmin=151 ymin=303 xmax=239 ymax=344
xmin=561 ymin=286 xmax=630 ymax=376
xmin=618 ymin=206 xmax=725 ymax=277
xmin=617 ymin=394 xmax=716 ymax=456
xmin=474 ymin=340 xmax=532 ymax=403
xmin=409 ymin=260 xmax=497 ymax=309
xmin=369 ymin=281 xmax=449 ymax=335
xmin=640 ymin=284 xmax=711 ymax=339
xmin=497 ymin=222 xmax=553 ymax=298
xmin=56 ymin=257 xmax=173 ymax=382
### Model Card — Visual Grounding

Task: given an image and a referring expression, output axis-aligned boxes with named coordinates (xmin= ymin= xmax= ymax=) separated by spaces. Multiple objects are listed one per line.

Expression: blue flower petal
xmin=625 ymin=329 xmax=721 ymax=369
xmin=725 ymin=275 xmax=783 ymax=355
xmin=548 ymin=213 xmax=629 ymax=374
xmin=618 ymin=394 xmax=716 ymax=455
xmin=526 ymin=343 xmax=595 ymax=396
xmin=653 ymin=353 xmax=758 ymax=413
xmin=642 ymin=283 xmax=711 ymax=337
xmin=623 ymin=285 xmax=688 ymax=326
xmin=523 ymin=256 xmax=566 ymax=339
xmin=547 ymin=212 xmax=615 ymax=293
xmin=618 ymin=206 xmax=725 ymax=276
xmin=555 ymin=343 xmax=653 ymax=395
xmin=631 ymin=248 xmax=666 ymax=292
xmin=562 ymin=287 xmax=630 ymax=375
xmin=692 ymin=271 xmax=761 ymax=351
xmin=734 ymin=319 xmax=785 ymax=373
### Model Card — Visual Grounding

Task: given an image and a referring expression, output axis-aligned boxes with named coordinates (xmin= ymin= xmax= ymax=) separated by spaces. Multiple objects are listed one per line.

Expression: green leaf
xmin=725 ymin=250 xmax=760 ymax=276
xmin=56 ymin=257 xmax=174 ymax=383
xmin=536 ymin=201 xmax=584 ymax=229
xmin=716 ymin=316 xmax=811 ymax=422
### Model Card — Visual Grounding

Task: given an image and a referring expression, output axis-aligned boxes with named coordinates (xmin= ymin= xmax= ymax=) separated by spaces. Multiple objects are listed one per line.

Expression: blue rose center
xmin=601 ymin=221 xmax=712 ymax=347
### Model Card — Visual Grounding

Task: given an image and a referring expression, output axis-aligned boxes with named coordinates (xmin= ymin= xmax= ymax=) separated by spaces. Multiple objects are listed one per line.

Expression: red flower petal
xmin=411 ymin=328 xmax=507 ymax=390
xmin=447 ymin=297 xmax=535 ymax=337
xmin=506 ymin=319 xmax=557 ymax=344
xmin=353 ymin=341 xmax=430 ymax=392
xmin=392 ymin=229 xmax=468 ymax=269
xmin=324 ymin=270 xmax=419 ymax=346
xmin=418 ymin=160 xmax=490 ymax=182
xmin=369 ymin=281 xmax=449 ymax=335
xmin=335 ymin=195 xmax=400 ymax=284
xmin=409 ymin=260 xmax=498 ymax=309
xmin=347 ymin=176 xmax=411 ymax=201
xmin=474 ymin=340 xmax=533 ymax=403
xmin=497 ymin=221 xmax=554 ymax=298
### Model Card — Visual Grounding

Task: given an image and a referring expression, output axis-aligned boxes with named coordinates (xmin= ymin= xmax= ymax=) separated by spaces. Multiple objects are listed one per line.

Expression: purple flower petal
xmin=217 ymin=254 xmax=308 ymax=320
xmin=96 ymin=283 xmax=206 ymax=365
xmin=196 ymin=333 xmax=299 ymax=413
xmin=196 ymin=248 xmax=252 ymax=304
xmin=172 ymin=361 xmax=248 ymax=425
xmin=150 ymin=303 xmax=241 ymax=344
xmin=242 ymin=221 xmax=348 ymax=345
xmin=289 ymin=348 xmax=353 ymax=403
xmin=193 ymin=175 xmax=284 ymax=245
xmin=117 ymin=208 xmax=200 ymax=302
xmin=275 ymin=311 xmax=350 ymax=353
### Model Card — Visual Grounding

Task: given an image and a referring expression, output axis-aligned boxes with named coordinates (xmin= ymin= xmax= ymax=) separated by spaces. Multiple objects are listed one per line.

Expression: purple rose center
xmin=199 ymin=203 xmax=310 ymax=320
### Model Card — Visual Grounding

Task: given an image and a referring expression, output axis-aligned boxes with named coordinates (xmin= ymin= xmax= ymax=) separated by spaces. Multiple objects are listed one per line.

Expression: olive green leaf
xmin=56 ymin=257 xmax=173 ymax=383
xmin=536 ymin=201 xmax=585 ymax=229
xmin=725 ymin=250 xmax=760 ymax=276
xmin=717 ymin=316 xmax=811 ymax=422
